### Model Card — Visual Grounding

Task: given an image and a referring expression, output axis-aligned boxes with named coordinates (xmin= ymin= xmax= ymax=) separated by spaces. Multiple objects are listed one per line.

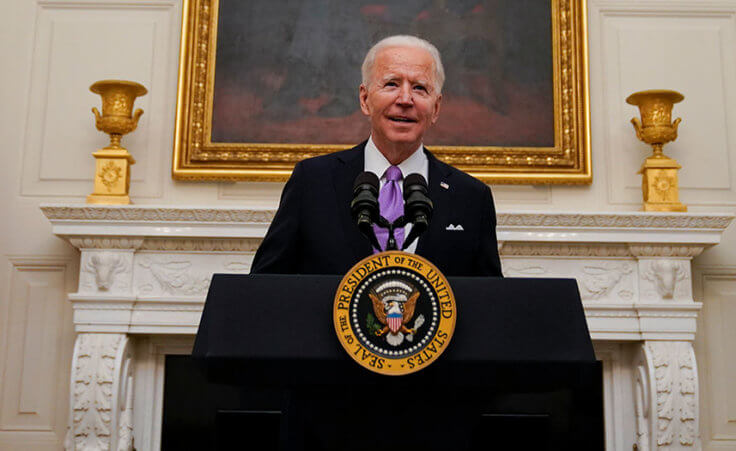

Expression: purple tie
xmin=373 ymin=166 xmax=404 ymax=252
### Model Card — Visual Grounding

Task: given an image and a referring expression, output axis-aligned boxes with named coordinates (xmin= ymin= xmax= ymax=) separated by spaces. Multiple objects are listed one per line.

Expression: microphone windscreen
xmin=403 ymin=173 xmax=428 ymax=194
xmin=354 ymin=171 xmax=380 ymax=192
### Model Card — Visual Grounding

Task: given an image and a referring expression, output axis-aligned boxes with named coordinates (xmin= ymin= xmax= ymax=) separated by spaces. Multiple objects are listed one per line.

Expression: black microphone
xmin=351 ymin=172 xmax=382 ymax=251
xmin=402 ymin=173 xmax=433 ymax=250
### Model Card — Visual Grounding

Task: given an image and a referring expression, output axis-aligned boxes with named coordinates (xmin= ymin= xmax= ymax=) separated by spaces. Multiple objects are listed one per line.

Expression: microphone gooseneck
xmin=402 ymin=173 xmax=433 ymax=250
xmin=351 ymin=172 xmax=382 ymax=251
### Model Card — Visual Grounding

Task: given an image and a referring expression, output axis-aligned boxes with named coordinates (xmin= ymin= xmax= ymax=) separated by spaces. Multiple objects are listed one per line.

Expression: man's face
xmin=359 ymin=46 xmax=442 ymax=158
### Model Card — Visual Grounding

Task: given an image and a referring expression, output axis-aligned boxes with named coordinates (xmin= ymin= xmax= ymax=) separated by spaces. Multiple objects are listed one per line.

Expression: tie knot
xmin=385 ymin=165 xmax=403 ymax=182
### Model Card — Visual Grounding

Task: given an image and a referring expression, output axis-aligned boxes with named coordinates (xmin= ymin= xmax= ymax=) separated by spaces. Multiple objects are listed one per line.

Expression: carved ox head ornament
xmin=646 ymin=260 xmax=686 ymax=299
xmin=86 ymin=253 xmax=126 ymax=291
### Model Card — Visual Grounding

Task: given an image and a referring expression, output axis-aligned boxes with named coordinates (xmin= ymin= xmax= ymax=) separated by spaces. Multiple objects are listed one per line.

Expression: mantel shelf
xmin=41 ymin=203 xmax=733 ymax=245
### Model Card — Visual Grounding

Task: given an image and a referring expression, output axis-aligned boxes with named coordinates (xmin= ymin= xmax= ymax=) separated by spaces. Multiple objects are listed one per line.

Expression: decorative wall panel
xmin=0 ymin=258 xmax=73 ymax=434
xmin=695 ymin=267 xmax=736 ymax=446
xmin=590 ymin=1 xmax=736 ymax=206
xmin=19 ymin=1 xmax=177 ymax=199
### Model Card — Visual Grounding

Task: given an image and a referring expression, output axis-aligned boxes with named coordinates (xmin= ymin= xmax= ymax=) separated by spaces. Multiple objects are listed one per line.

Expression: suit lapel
xmin=416 ymin=150 xmax=452 ymax=258
xmin=334 ymin=142 xmax=373 ymax=262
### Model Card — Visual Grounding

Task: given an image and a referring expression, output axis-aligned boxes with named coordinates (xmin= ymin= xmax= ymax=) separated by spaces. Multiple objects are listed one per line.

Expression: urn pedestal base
xmin=86 ymin=193 xmax=133 ymax=204
xmin=86 ymin=148 xmax=136 ymax=205
xmin=639 ymin=155 xmax=687 ymax=212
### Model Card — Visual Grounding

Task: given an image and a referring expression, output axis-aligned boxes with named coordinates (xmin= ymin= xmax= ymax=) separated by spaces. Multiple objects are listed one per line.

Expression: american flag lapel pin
xmin=440 ymin=182 xmax=449 ymax=189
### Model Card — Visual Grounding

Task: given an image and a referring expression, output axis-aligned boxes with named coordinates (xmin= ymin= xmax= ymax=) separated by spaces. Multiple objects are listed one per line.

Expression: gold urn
xmin=626 ymin=89 xmax=687 ymax=212
xmin=87 ymin=80 xmax=147 ymax=205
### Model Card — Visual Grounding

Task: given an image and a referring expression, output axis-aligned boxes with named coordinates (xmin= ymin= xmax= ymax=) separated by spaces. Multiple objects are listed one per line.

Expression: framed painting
xmin=173 ymin=0 xmax=591 ymax=183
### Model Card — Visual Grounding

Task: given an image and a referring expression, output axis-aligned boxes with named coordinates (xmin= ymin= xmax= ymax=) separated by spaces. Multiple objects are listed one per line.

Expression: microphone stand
xmin=354 ymin=172 xmax=430 ymax=253
xmin=357 ymin=214 xmax=383 ymax=251
xmin=377 ymin=215 xmax=407 ymax=251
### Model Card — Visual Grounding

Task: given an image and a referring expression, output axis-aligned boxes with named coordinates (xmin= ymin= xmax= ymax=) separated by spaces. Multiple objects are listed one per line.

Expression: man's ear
xmin=359 ymin=84 xmax=371 ymax=116
xmin=431 ymin=93 xmax=442 ymax=124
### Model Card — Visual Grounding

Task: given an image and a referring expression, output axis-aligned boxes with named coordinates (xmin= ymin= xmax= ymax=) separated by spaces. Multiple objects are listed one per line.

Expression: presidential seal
xmin=333 ymin=251 xmax=456 ymax=376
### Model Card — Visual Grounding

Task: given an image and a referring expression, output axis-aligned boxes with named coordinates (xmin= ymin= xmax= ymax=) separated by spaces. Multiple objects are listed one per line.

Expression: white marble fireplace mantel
xmin=41 ymin=204 xmax=733 ymax=451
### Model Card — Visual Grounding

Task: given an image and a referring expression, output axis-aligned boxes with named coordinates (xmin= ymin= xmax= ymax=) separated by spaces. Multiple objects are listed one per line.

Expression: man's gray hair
xmin=361 ymin=35 xmax=445 ymax=93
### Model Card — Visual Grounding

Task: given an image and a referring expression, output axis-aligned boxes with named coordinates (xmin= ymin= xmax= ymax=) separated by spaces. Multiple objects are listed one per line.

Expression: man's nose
xmin=396 ymin=84 xmax=413 ymax=105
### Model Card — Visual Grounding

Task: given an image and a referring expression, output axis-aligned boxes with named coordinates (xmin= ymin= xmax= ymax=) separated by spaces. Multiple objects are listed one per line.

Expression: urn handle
xmin=671 ymin=117 xmax=681 ymax=133
xmin=92 ymin=106 xmax=102 ymax=128
xmin=631 ymin=117 xmax=643 ymax=141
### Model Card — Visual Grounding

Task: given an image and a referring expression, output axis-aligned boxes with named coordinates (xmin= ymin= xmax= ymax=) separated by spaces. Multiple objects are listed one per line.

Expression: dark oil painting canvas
xmin=211 ymin=0 xmax=554 ymax=148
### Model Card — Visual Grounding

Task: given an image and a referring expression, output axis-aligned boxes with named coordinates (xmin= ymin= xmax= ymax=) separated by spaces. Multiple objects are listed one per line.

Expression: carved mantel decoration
xmin=41 ymin=204 xmax=732 ymax=450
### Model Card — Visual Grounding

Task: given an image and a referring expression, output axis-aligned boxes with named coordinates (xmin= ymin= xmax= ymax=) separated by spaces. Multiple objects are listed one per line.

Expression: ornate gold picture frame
xmin=173 ymin=0 xmax=590 ymax=184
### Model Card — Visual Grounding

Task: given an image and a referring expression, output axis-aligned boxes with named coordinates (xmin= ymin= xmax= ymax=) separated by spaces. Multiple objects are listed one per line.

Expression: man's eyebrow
xmin=378 ymin=75 xmax=433 ymax=88
xmin=414 ymin=79 xmax=435 ymax=93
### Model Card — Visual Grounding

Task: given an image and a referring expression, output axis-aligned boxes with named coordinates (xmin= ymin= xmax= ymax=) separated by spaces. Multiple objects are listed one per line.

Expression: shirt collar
xmin=364 ymin=136 xmax=428 ymax=181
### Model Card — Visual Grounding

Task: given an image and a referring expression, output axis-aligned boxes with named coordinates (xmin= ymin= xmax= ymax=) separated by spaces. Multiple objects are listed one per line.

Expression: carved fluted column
xmin=64 ymin=238 xmax=142 ymax=451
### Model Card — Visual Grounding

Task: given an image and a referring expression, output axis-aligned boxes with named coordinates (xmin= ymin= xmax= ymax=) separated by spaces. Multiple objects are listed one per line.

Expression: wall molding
xmin=693 ymin=265 xmax=736 ymax=446
xmin=0 ymin=256 xmax=74 ymax=436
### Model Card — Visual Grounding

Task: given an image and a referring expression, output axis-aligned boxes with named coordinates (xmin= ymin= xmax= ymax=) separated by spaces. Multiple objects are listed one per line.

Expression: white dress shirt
xmin=364 ymin=136 xmax=429 ymax=254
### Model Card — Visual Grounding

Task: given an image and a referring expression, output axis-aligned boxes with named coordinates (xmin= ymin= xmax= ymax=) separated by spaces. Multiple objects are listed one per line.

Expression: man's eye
xmin=385 ymin=81 xmax=398 ymax=87
xmin=414 ymin=85 xmax=428 ymax=92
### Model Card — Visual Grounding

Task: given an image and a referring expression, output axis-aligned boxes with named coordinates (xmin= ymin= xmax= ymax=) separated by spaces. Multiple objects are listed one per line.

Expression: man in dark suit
xmin=251 ymin=35 xmax=502 ymax=277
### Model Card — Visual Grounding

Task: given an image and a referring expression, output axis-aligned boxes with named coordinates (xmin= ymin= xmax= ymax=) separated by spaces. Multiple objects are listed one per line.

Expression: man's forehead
xmin=373 ymin=48 xmax=435 ymax=76
xmin=375 ymin=45 xmax=434 ymax=65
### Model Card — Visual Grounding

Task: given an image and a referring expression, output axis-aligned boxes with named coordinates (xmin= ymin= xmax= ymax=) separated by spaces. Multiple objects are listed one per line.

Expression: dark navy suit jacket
xmin=250 ymin=141 xmax=503 ymax=277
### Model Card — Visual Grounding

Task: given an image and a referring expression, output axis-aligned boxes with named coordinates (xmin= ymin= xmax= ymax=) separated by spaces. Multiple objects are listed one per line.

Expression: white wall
xmin=1 ymin=0 xmax=735 ymax=449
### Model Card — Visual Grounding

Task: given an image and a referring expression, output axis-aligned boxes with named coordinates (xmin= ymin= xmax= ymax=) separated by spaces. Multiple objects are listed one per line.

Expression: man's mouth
xmin=388 ymin=116 xmax=417 ymax=123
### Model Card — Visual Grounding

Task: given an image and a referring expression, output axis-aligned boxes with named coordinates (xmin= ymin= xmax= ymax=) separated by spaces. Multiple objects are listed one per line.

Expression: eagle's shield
xmin=387 ymin=311 xmax=402 ymax=334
